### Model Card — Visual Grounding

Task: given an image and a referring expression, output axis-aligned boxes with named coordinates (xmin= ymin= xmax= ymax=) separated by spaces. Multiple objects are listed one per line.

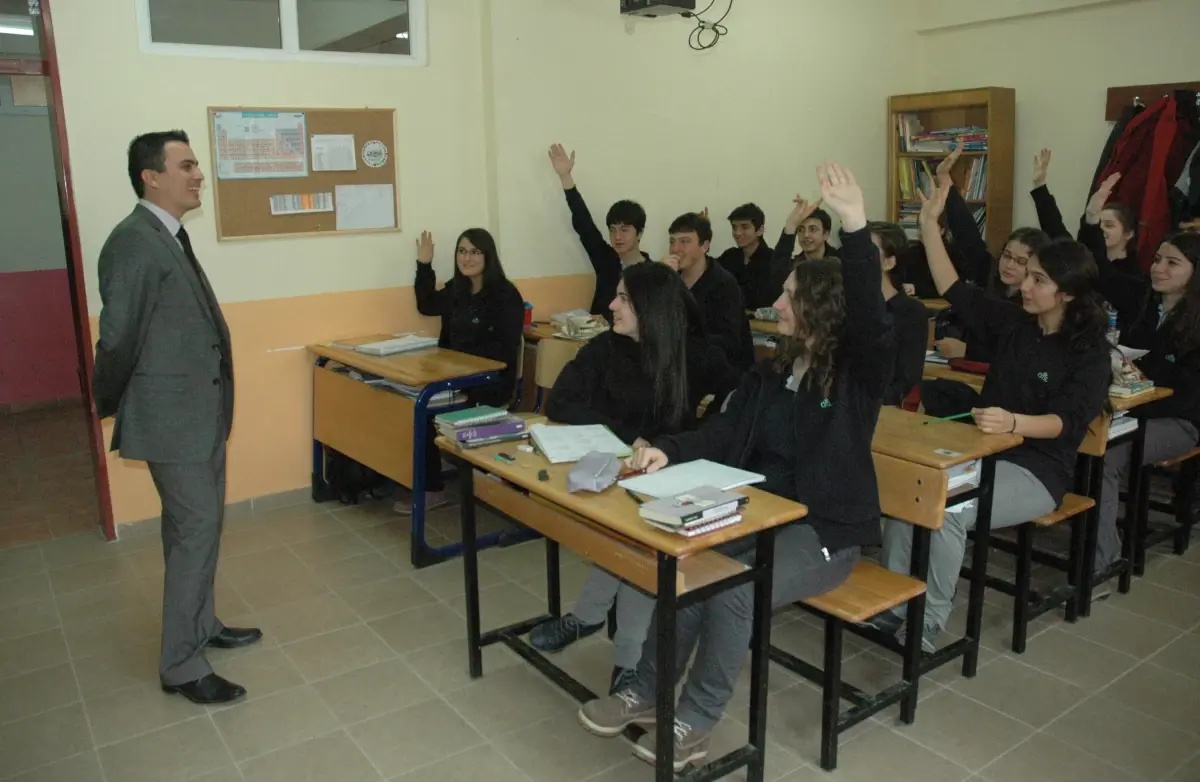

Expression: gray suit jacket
xmin=93 ymin=205 xmax=234 ymax=464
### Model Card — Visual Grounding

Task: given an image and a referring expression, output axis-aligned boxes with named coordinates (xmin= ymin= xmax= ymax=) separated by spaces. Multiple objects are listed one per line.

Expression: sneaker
xmin=860 ymin=610 xmax=904 ymax=636
xmin=529 ymin=614 xmax=604 ymax=654
xmin=1090 ymin=584 xmax=1113 ymax=603
xmin=631 ymin=719 xmax=711 ymax=771
xmin=578 ymin=690 xmax=656 ymax=738
xmin=898 ymin=622 xmax=939 ymax=654
xmin=609 ymin=666 xmax=638 ymax=695
xmin=393 ymin=492 xmax=452 ymax=516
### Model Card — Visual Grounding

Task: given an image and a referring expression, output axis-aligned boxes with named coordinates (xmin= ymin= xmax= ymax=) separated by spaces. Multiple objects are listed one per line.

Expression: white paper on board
xmin=335 ymin=184 xmax=396 ymax=231
xmin=311 ymin=134 xmax=357 ymax=172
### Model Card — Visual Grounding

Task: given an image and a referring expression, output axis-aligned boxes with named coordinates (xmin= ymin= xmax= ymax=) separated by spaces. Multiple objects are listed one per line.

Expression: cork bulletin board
xmin=206 ymin=106 xmax=400 ymax=241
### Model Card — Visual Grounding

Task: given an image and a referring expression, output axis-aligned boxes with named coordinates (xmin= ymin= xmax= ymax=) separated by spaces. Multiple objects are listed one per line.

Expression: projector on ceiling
xmin=620 ymin=0 xmax=697 ymax=18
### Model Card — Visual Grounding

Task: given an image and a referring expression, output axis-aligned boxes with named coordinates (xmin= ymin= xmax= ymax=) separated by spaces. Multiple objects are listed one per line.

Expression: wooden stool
xmin=1134 ymin=447 xmax=1200 ymax=571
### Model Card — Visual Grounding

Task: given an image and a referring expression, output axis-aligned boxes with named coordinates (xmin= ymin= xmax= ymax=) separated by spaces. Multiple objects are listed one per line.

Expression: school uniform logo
xmin=1037 ymin=372 xmax=1049 ymax=382
xmin=820 ymin=398 xmax=832 ymax=409
xmin=1166 ymin=354 xmax=1177 ymax=363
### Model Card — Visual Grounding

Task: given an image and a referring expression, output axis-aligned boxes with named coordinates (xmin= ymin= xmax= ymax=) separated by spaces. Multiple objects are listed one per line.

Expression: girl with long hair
xmin=577 ymin=163 xmax=892 ymax=771
xmin=1081 ymin=174 xmax=1200 ymax=572
xmin=873 ymin=180 xmax=1113 ymax=652
xmin=532 ymin=261 xmax=739 ymax=694
xmin=400 ymin=228 xmax=524 ymax=514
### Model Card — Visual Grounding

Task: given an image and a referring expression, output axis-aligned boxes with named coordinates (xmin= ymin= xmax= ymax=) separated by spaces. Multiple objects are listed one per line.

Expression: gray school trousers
xmin=1098 ymin=417 xmax=1198 ymax=570
xmin=572 ymin=567 xmax=655 ymax=670
xmin=628 ymin=524 xmax=858 ymax=731
xmin=882 ymin=460 xmax=1055 ymax=631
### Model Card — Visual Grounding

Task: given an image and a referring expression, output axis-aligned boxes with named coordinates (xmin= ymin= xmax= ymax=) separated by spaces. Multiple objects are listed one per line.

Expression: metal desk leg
xmin=746 ymin=530 xmax=776 ymax=782
xmin=310 ymin=357 xmax=334 ymax=502
xmin=963 ymin=456 xmax=997 ymax=677
xmin=1127 ymin=426 xmax=1149 ymax=576
xmin=900 ymin=526 xmax=930 ymax=723
xmin=546 ymin=539 xmax=562 ymax=619
xmin=654 ymin=553 xmax=678 ymax=782
xmin=458 ymin=460 xmax=483 ymax=678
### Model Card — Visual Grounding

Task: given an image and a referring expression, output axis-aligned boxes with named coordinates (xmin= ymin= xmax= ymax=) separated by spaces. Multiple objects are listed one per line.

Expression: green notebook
xmin=435 ymin=406 xmax=510 ymax=428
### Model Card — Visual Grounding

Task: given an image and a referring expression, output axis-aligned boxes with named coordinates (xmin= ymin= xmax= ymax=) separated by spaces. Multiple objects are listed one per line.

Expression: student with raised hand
xmin=532 ymin=261 xmax=740 ymax=694
xmin=873 ymin=180 xmax=1112 ymax=652
xmin=1079 ymin=176 xmax=1200 ymax=572
xmin=715 ymin=202 xmax=777 ymax=309
xmin=767 ymin=195 xmax=834 ymax=295
xmin=577 ymin=162 xmax=890 ymax=771
xmin=549 ymin=143 xmax=650 ymax=317
xmin=404 ymin=229 xmax=524 ymax=515
xmin=663 ymin=211 xmax=756 ymax=370
xmin=1031 ymin=149 xmax=1141 ymax=277
xmin=871 ymin=221 xmax=930 ymax=406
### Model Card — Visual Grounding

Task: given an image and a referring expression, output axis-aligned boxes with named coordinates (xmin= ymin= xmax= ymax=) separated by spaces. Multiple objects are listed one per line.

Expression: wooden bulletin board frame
xmin=207 ymin=106 xmax=400 ymax=241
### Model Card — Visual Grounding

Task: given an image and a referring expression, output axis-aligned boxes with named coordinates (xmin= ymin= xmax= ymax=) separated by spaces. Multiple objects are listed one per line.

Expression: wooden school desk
xmin=307 ymin=335 xmax=508 ymax=567
xmin=920 ymin=298 xmax=951 ymax=313
xmin=441 ymin=438 xmax=807 ymax=782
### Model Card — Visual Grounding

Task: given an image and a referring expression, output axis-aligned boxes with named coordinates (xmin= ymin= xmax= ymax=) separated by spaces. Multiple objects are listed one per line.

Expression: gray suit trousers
xmin=148 ymin=418 xmax=227 ymax=686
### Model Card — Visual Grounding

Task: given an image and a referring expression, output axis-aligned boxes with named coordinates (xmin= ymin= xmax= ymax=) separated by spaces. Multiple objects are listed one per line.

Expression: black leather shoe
xmin=207 ymin=627 xmax=263 ymax=649
xmin=162 ymin=673 xmax=247 ymax=704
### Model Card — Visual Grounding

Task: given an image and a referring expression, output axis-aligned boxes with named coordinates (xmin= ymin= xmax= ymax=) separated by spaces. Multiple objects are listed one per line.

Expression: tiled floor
xmin=1 ymin=497 xmax=1199 ymax=781
xmin=0 ymin=403 xmax=101 ymax=550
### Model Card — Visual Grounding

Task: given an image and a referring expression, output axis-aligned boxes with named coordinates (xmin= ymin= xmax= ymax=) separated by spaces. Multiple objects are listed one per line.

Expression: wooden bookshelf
xmin=887 ymin=87 xmax=1015 ymax=256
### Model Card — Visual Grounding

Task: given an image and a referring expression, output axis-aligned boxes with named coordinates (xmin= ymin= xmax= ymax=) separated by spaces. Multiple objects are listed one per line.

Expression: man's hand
xmin=416 ymin=231 xmax=435 ymax=264
xmin=817 ymin=161 xmax=866 ymax=233
xmin=548 ymin=143 xmax=576 ymax=189
xmin=660 ymin=254 xmax=681 ymax=271
xmin=936 ymin=140 xmax=964 ymax=189
xmin=784 ymin=195 xmax=822 ymax=233
xmin=1032 ymin=148 xmax=1051 ymax=189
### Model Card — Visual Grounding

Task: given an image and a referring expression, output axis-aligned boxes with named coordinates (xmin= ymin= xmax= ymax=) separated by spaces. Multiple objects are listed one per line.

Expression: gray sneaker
xmin=860 ymin=610 xmax=904 ymax=636
xmin=632 ymin=718 xmax=711 ymax=771
xmin=578 ymin=690 xmax=656 ymax=738
xmin=898 ymin=622 xmax=939 ymax=654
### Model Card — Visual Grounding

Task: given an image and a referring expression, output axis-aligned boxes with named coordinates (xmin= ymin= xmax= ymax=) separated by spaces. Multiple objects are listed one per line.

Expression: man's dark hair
xmin=806 ymin=208 xmax=833 ymax=234
xmin=128 ymin=130 xmax=190 ymax=198
xmin=606 ymin=200 xmax=647 ymax=234
xmin=727 ymin=203 xmax=765 ymax=231
xmin=668 ymin=212 xmax=713 ymax=245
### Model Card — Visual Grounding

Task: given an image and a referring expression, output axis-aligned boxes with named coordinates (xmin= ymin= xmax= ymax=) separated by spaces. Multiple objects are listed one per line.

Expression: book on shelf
xmin=637 ymin=486 xmax=748 ymax=528
xmin=897 ymin=114 xmax=989 ymax=153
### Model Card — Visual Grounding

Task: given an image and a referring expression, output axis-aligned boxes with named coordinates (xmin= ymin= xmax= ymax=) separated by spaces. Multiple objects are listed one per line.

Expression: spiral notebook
xmin=619 ymin=459 xmax=765 ymax=499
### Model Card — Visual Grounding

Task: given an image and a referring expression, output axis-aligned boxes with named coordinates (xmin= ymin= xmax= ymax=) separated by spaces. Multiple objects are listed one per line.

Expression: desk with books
xmin=439 ymin=437 xmax=806 ymax=782
xmin=307 ymin=335 xmax=508 ymax=567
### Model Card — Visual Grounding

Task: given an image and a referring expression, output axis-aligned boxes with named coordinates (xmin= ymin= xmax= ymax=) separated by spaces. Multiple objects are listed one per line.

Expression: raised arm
xmin=1082 ymin=173 xmax=1148 ymax=318
xmin=1029 ymin=148 xmax=1072 ymax=239
xmin=413 ymin=231 xmax=452 ymax=317
xmin=549 ymin=144 xmax=612 ymax=263
xmin=93 ymin=232 xmax=161 ymax=418
xmin=938 ymin=142 xmax=993 ymax=283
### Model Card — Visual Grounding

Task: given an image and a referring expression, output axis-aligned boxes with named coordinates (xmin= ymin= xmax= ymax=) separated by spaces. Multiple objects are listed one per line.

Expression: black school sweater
xmin=1081 ymin=222 xmax=1200 ymax=427
xmin=561 ymin=187 xmax=651 ymax=317
xmin=944 ymin=279 xmax=1111 ymax=505
xmin=766 ymin=229 xmax=840 ymax=299
xmin=717 ymin=239 xmax=778 ymax=310
xmin=885 ymin=292 xmax=930 ymax=406
xmin=545 ymin=331 xmax=740 ymax=443
xmin=686 ymin=257 xmax=756 ymax=370
xmin=654 ymin=227 xmax=895 ymax=552
xmin=1031 ymin=185 xmax=1143 ymax=278
xmin=414 ymin=264 xmax=524 ymax=408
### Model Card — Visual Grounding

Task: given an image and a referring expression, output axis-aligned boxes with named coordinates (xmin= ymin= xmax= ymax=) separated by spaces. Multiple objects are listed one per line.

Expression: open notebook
xmin=529 ymin=424 xmax=632 ymax=464
xmin=619 ymin=459 xmax=766 ymax=500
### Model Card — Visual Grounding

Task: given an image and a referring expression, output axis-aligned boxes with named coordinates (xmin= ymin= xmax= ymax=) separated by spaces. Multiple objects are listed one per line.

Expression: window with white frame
xmin=136 ymin=0 xmax=426 ymax=66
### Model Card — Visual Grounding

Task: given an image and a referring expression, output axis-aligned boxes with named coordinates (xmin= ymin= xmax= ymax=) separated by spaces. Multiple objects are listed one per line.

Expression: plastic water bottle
xmin=1105 ymin=303 xmax=1120 ymax=347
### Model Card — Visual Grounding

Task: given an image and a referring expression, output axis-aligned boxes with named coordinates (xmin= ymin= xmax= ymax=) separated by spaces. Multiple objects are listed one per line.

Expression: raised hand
xmin=548 ymin=143 xmax=576 ymax=186
xmin=936 ymin=140 xmax=964 ymax=188
xmin=416 ymin=230 xmax=435 ymax=264
xmin=1086 ymin=172 xmax=1121 ymax=222
xmin=784 ymin=195 xmax=822 ymax=232
xmin=699 ymin=206 xmax=709 ymax=221
xmin=917 ymin=180 xmax=950 ymax=231
xmin=1032 ymin=148 xmax=1052 ymax=188
xmin=817 ymin=161 xmax=866 ymax=232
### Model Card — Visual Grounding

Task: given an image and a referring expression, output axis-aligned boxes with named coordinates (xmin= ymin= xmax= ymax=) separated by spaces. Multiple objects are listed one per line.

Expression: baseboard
xmin=115 ymin=486 xmax=314 ymax=538
xmin=0 ymin=394 xmax=84 ymax=415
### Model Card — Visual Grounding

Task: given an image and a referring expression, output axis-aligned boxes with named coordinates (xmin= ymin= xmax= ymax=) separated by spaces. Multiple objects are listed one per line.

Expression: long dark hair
xmin=622 ymin=262 xmax=691 ymax=433
xmin=1160 ymin=232 xmax=1200 ymax=355
xmin=1036 ymin=238 xmax=1109 ymax=357
xmin=451 ymin=228 xmax=509 ymax=296
xmin=773 ymin=259 xmax=846 ymax=397
xmin=988 ymin=227 xmax=1053 ymax=298
xmin=1102 ymin=203 xmax=1139 ymax=261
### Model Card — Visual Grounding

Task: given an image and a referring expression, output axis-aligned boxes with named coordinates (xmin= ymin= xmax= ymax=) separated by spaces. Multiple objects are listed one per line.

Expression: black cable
xmin=684 ymin=0 xmax=732 ymax=51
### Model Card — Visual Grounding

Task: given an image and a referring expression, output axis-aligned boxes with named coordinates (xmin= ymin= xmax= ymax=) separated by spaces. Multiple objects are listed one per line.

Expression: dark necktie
xmin=176 ymin=225 xmax=221 ymax=321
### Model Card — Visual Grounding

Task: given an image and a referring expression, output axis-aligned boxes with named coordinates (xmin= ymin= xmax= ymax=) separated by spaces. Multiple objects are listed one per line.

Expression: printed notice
xmin=335 ymin=184 xmax=396 ymax=231
xmin=212 ymin=111 xmax=308 ymax=180
xmin=311 ymin=134 xmax=357 ymax=172
xmin=270 ymin=193 xmax=334 ymax=216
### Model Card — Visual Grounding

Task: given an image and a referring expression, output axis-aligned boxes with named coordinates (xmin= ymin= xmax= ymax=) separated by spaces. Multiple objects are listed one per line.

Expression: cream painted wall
xmin=487 ymin=0 xmax=923 ymax=272
xmin=53 ymin=0 xmax=488 ymax=313
xmin=917 ymin=0 xmax=1198 ymax=230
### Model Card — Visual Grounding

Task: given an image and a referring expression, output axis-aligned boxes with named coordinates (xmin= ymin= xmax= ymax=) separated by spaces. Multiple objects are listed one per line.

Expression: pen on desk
xmin=625 ymin=488 xmax=645 ymax=506
xmin=923 ymin=411 xmax=974 ymax=425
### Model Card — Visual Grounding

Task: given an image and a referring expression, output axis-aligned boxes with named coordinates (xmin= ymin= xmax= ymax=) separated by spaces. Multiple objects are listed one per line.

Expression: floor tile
xmin=978 ymin=733 xmax=1138 ymax=782
xmin=1142 ymin=557 xmax=1200 ymax=597
xmin=0 ymin=629 xmax=69 ymax=680
xmin=211 ymin=684 xmax=339 ymax=762
xmin=1149 ymin=631 xmax=1200 ymax=681
xmin=1045 ymin=694 xmax=1200 ymax=781
xmin=0 ymin=704 xmax=94 ymax=779
xmin=0 ymin=546 xmax=45 ymax=580
xmin=98 ymin=716 xmax=238 ymax=782
xmin=446 ymin=582 xmax=548 ymax=631
xmin=4 ymin=751 xmax=105 ymax=782
xmin=369 ymin=602 xmax=466 ymax=655
xmin=229 ymin=591 xmax=360 ymax=646
xmin=1101 ymin=662 xmax=1200 ymax=726
xmin=348 ymin=697 xmax=486 ymax=778
xmin=1104 ymin=581 xmax=1200 ymax=630
xmin=401 ymin=636 xmax=523 ymax=695
xmin=336 ymin=575 xmax=439 ymax=622
xmin=286 ymin=531 xmax=375 ymax=568
xmin=238 ymin=730 xmax=384 ymax=782
xmin=896 ymin=688 xmax=1034 ymax=772
xmin=281 ymin=624 xmax=395 ymax=683
xmin=389 ymin=743 xmax=530 ymax=782
xmin=72 ymin=642 xmax=159 ymax=701
xmin=1009 ymin=627 xmax=1139 ymax=690
xmin=0 ymin=573 xmax=53 ymax=612
xmin=85 ymin=680 xmax=205 ymax=747
xmin=0 ymin=600 xmax=60 ymax=643
xmin=318 ymin=551 xmax=405 ymax=591
xmin=826 ymin=727 xmax=972 ymax=782
xmin=311 ymin=657 xmax=435 ymax=725
xmin=410 ymin=559 xmax=507 ymax=600
xmin=0 ymin=664 xmax=80 ymax=725
xmin=1058 ymin=602 xmax=1183 ymax=658
xmin=490 ymin=715 xmax=636 ymax=782
xmin=442 ymin=665 xmax=573 ymax=739
xmin=948 ymin=656 xmax=1086 ymax=727
xmin=1164 ymin=752 xmax=1200 ymax=782
xmin=204 ymin=646 xmax=306 ymax=705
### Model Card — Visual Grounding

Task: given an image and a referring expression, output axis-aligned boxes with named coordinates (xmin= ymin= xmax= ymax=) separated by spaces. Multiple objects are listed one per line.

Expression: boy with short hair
xmin=715 ymin=202 xmax=777 ymax=310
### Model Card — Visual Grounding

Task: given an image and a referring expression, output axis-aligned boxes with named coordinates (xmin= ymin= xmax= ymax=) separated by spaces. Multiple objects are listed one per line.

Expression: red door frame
xmin=2 ymin=2 xmax=117 ymax=541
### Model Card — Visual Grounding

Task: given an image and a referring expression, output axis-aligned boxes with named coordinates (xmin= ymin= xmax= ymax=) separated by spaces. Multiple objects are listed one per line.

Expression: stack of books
xmin=897 ymin=114 xmax=988 ymax=153
xmin=638 ymin=486 xmax=748 ymax=538
xmin=1110 ymin=360 xmax=1155 ymax=398
xmin=435 ymin=406 xmax=529 ymax=449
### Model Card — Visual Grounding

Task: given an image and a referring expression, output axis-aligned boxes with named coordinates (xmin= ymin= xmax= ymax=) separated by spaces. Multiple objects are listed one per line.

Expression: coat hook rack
xmin=1105 ymin=81 xmax=1200 ymax=121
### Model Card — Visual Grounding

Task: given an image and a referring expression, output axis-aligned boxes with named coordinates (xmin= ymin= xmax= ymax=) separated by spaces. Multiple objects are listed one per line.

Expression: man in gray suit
xmin=93 ymin=130 xmax=261 ymax=705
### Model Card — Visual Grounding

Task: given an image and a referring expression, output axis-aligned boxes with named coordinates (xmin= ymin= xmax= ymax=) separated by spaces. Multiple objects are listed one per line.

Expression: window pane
xmin=148 ymin=0 xmax=282 ymax=50
xmin=297 ymin=0 xmax=410 ymax=55
xmin=0 ymin=0 xmax=41 ymax=60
